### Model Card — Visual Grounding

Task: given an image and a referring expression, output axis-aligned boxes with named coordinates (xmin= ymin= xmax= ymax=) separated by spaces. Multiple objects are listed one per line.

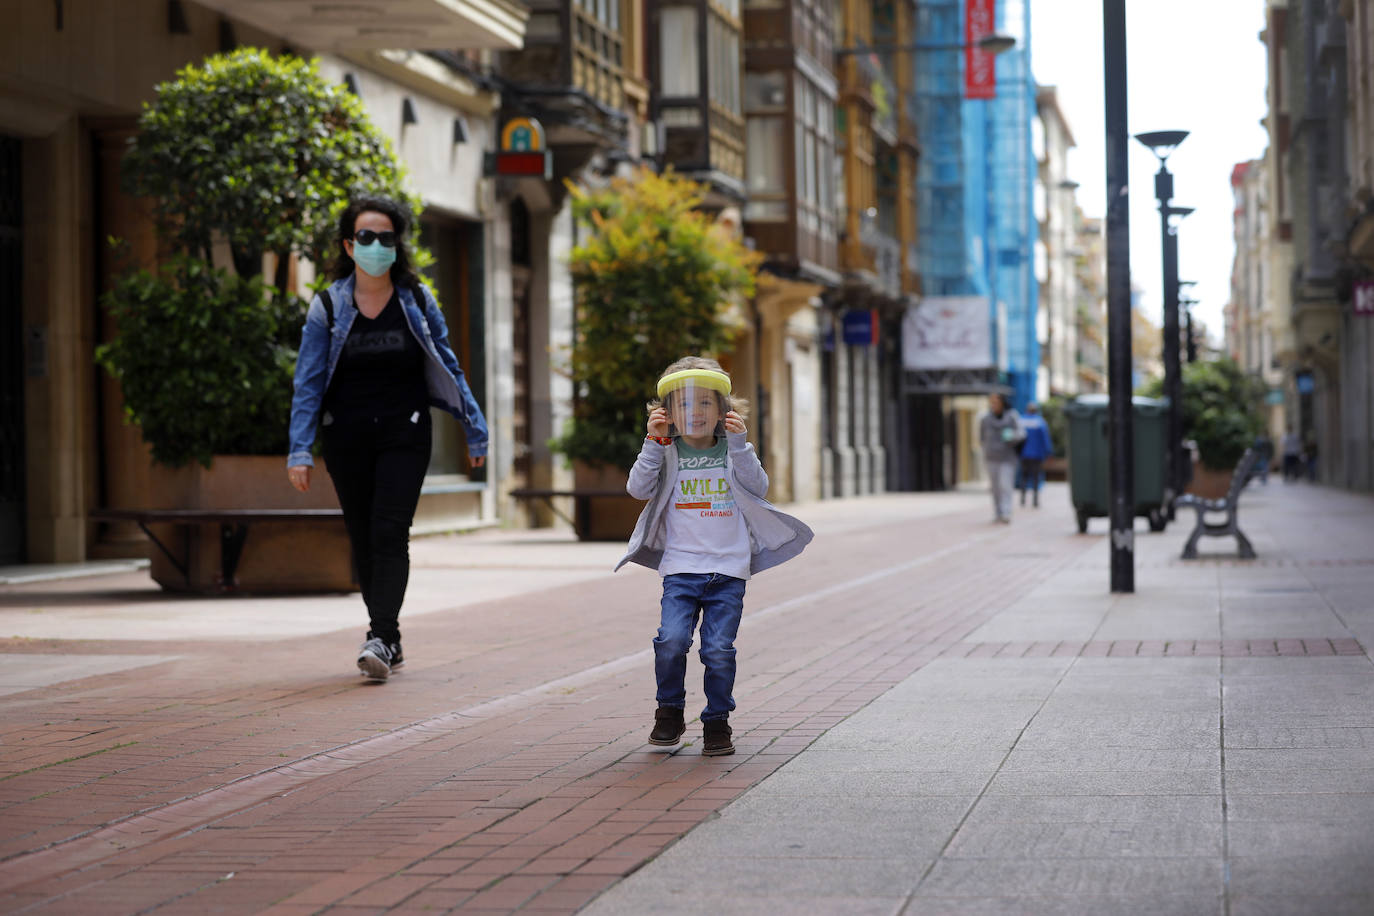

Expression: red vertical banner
xmin=965 ymin=0 xmax=996 ymax=99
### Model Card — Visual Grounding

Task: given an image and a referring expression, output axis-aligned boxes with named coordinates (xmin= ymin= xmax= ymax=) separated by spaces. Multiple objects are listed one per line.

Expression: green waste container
xmin=1063 ymin=394 xmax=1169 ymax=534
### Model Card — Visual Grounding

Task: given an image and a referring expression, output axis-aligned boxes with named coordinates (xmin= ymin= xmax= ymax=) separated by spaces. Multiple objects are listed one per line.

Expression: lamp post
xmin=1180 ymin=298 xmax=1199 ymax=363
xmin=1179 ymin=280 xmax=1198 ymax=363
xmin=1135 ymin=130 xmax=1191 ymax=520
xmin=1105 ymin=0 xmax=1133 ymax=592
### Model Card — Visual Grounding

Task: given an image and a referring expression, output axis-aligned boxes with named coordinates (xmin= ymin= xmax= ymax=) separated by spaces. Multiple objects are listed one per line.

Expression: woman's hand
xmin=723 ymin=411 xmax=746 ymax=434
xmin=646 ymin=406 xmax=670 ymax=438
xmin=287 ymin=465 xmax=311 ymax=493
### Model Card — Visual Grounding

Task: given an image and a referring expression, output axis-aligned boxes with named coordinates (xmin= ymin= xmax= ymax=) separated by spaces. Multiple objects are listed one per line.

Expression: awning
xmin=194 ymin=0 xmax=528 ymax=52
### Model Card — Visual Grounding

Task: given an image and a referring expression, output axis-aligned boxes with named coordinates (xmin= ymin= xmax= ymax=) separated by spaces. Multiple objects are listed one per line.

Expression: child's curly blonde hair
xmin=647 ymin=356 xmax=749 ymax=421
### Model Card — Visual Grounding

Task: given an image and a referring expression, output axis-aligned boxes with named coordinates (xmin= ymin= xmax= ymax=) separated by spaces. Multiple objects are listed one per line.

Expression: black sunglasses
xmin=353 ymin=229 xmax=398 ymax=247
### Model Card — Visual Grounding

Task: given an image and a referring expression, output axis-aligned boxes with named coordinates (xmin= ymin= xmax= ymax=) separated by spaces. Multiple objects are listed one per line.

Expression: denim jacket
xmin=615 ymin=431 xmax=813 ymax=575
xmin=287 ymin=274 xmax=488 ymax=468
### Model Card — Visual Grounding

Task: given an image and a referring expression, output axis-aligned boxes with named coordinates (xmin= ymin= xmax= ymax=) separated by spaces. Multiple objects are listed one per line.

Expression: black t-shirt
xmin=323 ymin=294 xmax=429 ymax=425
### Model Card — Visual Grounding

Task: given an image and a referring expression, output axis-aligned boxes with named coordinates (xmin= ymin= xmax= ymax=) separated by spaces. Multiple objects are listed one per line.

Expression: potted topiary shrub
xmin=1141 ymin=358 xmax=1265 ymax=499
xmin=1039 ymin=395 xmax=1069 ymax=481
xmin=555 ymin=168 xmax=760 ymax=539
xmin=97 ymin=48 xmax=422 ymax=591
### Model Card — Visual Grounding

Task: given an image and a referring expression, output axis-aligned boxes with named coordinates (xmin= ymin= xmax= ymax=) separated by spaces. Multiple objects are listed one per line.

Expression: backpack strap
xmin=319 ymin=289 xmax=335 ymax=330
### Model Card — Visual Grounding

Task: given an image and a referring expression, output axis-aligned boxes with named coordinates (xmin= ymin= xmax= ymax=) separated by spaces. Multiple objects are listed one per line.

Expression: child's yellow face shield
xmin=657 ymin=369 xmax=731 ymax=438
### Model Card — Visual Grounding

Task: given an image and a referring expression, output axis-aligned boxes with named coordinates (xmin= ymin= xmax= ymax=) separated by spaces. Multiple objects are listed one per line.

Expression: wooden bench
xmin=88 ymin=508 xmax=345 ymax=591
xmin=1173 ymin=449 xmax=1260 ymax=560
xmin=508 ymin=488 xmax=634 ymax=539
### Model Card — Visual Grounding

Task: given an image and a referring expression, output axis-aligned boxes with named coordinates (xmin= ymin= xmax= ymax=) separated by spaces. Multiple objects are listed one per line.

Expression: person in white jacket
xmin=978 ymin=392 xmax=1024 ymax=524
xmin=616 ymin=357 xmax=812 ymax=756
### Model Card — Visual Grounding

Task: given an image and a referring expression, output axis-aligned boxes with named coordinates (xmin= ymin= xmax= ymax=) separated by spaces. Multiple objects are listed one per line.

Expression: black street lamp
xmin=1105 ymin=0 xmax=1133 ymax=592
xmin=1135 ymin=129 xmax=1192 ymax=520
xmin=1179 ymin=280 xmax=1198 ymax=364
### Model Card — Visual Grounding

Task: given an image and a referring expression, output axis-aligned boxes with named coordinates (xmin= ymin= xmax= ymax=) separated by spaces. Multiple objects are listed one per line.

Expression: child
xmin=615 ymin=357 xmax=813 ymax=756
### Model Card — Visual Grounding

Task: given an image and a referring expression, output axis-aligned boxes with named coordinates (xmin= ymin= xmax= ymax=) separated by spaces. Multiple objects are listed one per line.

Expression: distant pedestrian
xmin=1252 ymin=434 xmax=1273 ymax=484
xmin=1282 ymin=429 xmax=1302 ymax=481
xmin=979 ymin=392 xmax=1025 ymax=524
xmin=1305 ymin=432 xmax=1319 ymax=481
xmin=287 ymin=195 xmax=488 ymax=682
xmin=1016 ymin=402 xmax=1054 ymax=507
xmin=616 ymin=357 xmax=813 ymax=757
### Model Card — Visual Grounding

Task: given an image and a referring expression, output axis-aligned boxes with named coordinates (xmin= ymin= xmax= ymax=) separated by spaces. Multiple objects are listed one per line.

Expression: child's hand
xmin=723 ymin=411 xmax=746 ymax=434
xmin=647 ymin=406 xmax=670 ymax=437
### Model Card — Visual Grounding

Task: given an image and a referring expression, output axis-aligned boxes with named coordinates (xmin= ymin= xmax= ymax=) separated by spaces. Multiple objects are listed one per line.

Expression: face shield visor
xmin=656 ymin=369 xmax=731 ymax=439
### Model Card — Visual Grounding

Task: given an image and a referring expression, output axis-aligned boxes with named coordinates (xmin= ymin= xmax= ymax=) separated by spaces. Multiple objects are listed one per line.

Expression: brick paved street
xmin=2 ymin=481 xmax=1372 ymax=914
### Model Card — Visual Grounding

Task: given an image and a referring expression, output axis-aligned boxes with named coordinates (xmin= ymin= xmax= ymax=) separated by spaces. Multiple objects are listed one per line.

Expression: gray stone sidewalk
xmin=584 ymin=481 xmax=1374 ymax=916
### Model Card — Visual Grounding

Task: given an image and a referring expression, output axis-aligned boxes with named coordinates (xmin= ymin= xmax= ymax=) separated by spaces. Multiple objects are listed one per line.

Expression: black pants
xmin=321 ymin=412 xmax=432 ymax=645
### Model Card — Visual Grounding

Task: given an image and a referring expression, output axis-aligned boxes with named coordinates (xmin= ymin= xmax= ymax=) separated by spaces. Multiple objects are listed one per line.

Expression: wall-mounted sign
xmin=902 ymin=296 xmax=993 ymax=370
xmin=964 ymin=0 xmax=996 ymax=100
xmin=841 ymin=309 xmax=879 ymax=347
xmin=1295 ymin=369 xmax=1315 ymax=395
xmin=484 ymin=116 xmax=552 ymax=179
xmin=501 ymin=117 xmax=545 ymax=151
xmin=1354 ymin=279 xmax=1374 ymax=316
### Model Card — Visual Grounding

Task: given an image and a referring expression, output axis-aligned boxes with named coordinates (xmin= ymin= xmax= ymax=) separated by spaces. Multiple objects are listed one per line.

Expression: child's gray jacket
xmin=614 ymin=431 xmax=813 ymax=574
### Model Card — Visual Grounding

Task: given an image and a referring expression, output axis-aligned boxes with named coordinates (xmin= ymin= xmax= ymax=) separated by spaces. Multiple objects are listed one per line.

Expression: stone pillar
xmin=486 ymin=182 xmax=516 ymax=522
xmin=24 ymin=119 xmax=97 ymax=563
xmin=788 ymin=322 xmax=823 ymax=502
xmin=91 ymin=124 xmax=164 ymax=559
xmin=828 ymin=322 xmax=857 ymax=498
xmin=851 ymin=344 xmax=873 ymax=494
xmin=864 ymin=340 xmax=887 ymax=494
xmin=510 ymin=184 xmax=574 ymax=529
xmin=754 ymin=274 xmax=822 ymax=504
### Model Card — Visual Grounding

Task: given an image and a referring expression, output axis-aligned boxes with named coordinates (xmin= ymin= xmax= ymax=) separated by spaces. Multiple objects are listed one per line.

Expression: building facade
xmin=1073 ymin=215 xmax=1108 ymax=394
xmin=1034 ymin=85 xmax=1079 ymax=401
xmin=900 ymin=0 xmax=1038 ymax=489
xmin=0 ymin=0 xmax=528 ymax=565
xmin=1227 ymin=158 xmax=1287 ymax=438
xmin=1263 ymin=0 xmax=1374 ymax=491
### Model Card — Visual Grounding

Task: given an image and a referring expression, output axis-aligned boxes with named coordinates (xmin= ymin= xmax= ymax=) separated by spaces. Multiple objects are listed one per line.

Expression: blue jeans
xmin=654 ymin=573 xmax=747 ymax=722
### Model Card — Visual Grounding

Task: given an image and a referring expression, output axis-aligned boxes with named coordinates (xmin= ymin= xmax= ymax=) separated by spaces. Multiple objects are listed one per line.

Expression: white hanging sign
xmin=902 ymin=296 xmax=994 ymax=370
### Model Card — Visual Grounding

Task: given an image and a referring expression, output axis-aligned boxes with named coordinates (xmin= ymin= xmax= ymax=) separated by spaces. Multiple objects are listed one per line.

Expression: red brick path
xmin=0 ymin=507 xmax=1076 ymax=914
xmin=2 ymin=494 xmax=1365 ymax=914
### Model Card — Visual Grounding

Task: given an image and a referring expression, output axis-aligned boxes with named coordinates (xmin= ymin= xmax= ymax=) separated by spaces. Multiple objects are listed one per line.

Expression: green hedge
xmin=101 ymin=48 xmax=417 ymax=467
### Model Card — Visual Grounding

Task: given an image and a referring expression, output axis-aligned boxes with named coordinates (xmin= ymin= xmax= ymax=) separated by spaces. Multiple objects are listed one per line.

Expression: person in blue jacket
xmin=1016 ymin=402 xmax=1054 ymax=508
xmin=287 ymin=195 xmax=487 ymax=682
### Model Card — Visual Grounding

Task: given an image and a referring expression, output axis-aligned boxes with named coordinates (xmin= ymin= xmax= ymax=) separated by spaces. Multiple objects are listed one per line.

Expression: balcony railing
xmin=861 ymin=219 xmax=901 ymax=297
xmin=854 ymin=53 xmax=899 ymax=146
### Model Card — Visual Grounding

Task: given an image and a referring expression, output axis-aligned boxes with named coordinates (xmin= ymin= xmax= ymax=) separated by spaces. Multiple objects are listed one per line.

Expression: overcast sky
xmin=1029 ymin=0 xmax=1270 ymax=342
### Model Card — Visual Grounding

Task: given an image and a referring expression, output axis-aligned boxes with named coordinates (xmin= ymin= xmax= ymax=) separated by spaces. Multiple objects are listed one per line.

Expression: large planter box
xmin=572 ymin=462 xmax=642 ymax=542
xmin=147 ymin=455 xmax=356 ymax=594
xmin=1043 ymin=456 xmax=1068 ymax=482
xmin=1184 ymin=461 xmax=1233 ymax=501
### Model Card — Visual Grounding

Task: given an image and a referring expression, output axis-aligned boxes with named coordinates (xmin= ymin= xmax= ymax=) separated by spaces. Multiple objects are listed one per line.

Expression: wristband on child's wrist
xmin=645 ymin=435 xmax=672 ymax=446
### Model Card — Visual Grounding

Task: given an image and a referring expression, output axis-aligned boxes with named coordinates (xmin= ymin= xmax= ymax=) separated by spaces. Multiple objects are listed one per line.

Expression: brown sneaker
xmin=648 ymin=706 xmax=686 ymax=746
xmin=702 ymin=719 xmax=734 ymax=756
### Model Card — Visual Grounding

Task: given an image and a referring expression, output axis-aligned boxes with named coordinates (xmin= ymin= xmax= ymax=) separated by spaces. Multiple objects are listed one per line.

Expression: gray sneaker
xmin=356 ymin=636 xmax=393 ymax=681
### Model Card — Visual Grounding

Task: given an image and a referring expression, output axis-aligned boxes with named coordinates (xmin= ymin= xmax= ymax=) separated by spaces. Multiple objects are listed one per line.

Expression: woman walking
xmin=287 ymin=195 xmax=487 ymax=681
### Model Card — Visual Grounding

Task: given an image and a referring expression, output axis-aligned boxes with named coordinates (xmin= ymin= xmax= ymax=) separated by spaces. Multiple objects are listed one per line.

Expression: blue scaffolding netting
xmin=914 ymin=0 xmax=1039 ymax=408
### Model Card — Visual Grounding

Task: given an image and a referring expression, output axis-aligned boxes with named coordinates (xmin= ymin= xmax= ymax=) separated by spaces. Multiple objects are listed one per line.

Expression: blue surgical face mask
xmin=352 ymin=241 xmax=396 ymax=278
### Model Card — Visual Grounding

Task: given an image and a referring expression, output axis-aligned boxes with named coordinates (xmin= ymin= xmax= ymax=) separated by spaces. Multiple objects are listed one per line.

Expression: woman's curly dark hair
xmin=330 ymin=194 xmax=421 ymax=288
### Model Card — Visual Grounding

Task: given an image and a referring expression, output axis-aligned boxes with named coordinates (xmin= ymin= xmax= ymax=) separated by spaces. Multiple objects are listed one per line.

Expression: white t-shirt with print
xmin=658 ymin=438 xmax=752 ymax=580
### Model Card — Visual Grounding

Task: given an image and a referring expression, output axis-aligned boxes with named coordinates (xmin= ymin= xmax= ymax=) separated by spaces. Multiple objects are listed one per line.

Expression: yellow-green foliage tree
xmin=558 ymin=168 xmax=762 ymax=471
